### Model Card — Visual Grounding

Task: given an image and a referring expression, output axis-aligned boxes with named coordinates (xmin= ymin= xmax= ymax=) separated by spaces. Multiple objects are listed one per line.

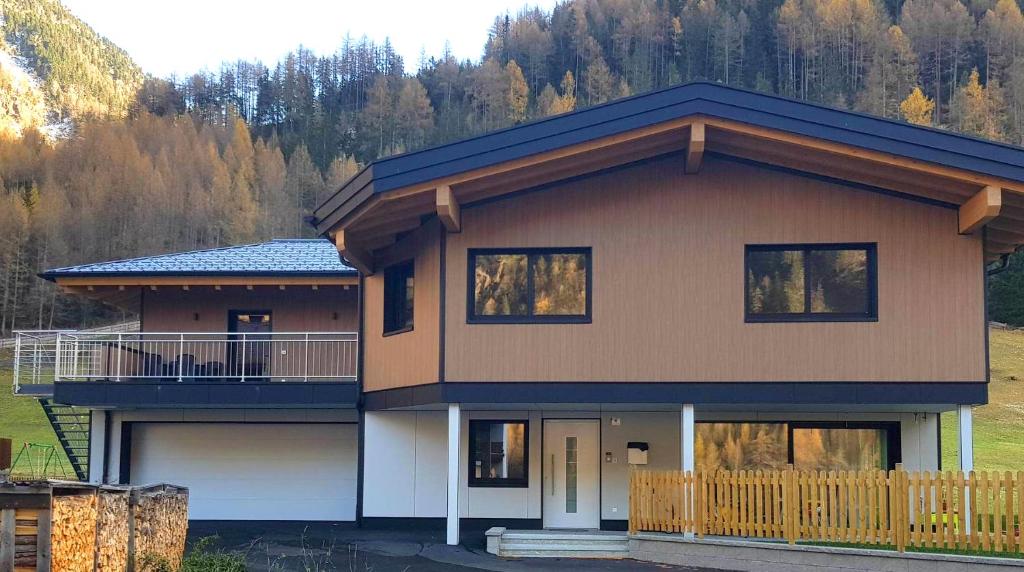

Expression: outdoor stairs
xmin=486 ymin=528 xmax=629 ymax=559
xmin=38 ymin=398 xmax=90 ymax=481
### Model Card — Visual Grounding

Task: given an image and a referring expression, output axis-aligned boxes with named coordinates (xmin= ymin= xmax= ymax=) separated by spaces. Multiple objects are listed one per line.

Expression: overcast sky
xmin=62 ymin=0 xmax=558 ymax=77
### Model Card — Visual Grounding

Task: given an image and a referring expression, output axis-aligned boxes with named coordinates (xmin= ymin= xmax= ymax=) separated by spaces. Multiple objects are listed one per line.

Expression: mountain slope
xmin=0 ymin=0 xmax=142 ymax=129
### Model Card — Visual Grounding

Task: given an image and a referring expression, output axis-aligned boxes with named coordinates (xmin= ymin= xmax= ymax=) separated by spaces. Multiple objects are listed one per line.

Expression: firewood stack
xmin=1 ymin=482 xmax=188 ymax=572
xmin=131 ymin=487 xmax=188 ymax=570
xmin=50 ymin=493 xmax=98 ymax=572
xmin=96 ymin=491 xmax=129 ymax=571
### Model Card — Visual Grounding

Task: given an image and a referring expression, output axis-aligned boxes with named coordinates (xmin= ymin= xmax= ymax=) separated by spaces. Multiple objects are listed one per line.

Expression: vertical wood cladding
xmin=362 ymin=219 xmax=442 ymax=391
xmin=443 ymin=156 xmax=986 ymax=383
xmin=141 ymin=286 xmax=358 ymax=332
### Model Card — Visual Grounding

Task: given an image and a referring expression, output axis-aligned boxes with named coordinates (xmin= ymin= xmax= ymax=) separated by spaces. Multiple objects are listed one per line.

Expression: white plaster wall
xmin=600 ymin=411 xmax=681 ymax=521
xmin=899 ymin=412 xmax=940 ymax=472
xmin=362 ymin=410 xmax=447 ymax=518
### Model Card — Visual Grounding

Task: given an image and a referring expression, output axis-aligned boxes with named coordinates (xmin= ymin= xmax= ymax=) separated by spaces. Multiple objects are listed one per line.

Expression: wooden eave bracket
xmin=959 ymin=185 xmax=1002 ymax=234
xmin=685 ymin=122 xmax=705 ymax=174
xmin=436 ymin=184 xmax=461 ymax=232
xmin=334 ymin=229 xmax=374 ymax=275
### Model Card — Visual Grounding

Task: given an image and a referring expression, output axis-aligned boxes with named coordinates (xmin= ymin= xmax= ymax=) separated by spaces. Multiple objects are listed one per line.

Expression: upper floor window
xmin=383 ymin=259 xmax=414 ymax=335
xmin=745 ymin=243 xmax=877 ymax=322
xmin=469 ymin=248 xmax=591 ymax=323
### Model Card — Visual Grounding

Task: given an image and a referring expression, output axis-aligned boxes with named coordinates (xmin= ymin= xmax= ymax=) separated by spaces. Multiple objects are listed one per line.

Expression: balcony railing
xmin=12 ymin=330 xmax=358 ymax=392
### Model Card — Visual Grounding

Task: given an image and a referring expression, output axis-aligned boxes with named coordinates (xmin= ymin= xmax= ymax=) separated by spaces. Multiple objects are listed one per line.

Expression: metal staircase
xmin=38 ymin=399 xmax=90 ymax=481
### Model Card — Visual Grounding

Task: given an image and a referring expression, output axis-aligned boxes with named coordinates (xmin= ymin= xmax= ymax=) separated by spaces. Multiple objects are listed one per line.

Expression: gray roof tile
xmin=41 ymin=239 xmax=355 ymax=279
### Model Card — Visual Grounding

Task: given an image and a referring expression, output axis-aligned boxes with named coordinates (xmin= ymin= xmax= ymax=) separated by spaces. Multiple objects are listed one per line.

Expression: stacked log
xmin=50 ymin=493 xmax=98 ymax=572
xmin=13 ymin=508 xmax=40 ymax=572
xmin=130 ymin=487 xmax=188 ymax=570
xmin=96 ymin=491 xmax=129 ymax=572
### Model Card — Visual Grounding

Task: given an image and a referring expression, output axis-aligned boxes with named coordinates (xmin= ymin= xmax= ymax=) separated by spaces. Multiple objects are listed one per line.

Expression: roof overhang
xmin=313 ymin=82 xmax=1024 ymax=273
xmin=48 ymin=274 xmax=359 ymax=311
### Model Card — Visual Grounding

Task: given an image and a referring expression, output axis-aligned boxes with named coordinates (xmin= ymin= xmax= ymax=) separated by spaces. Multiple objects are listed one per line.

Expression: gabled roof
xmin=41 ymin=239 xmax=356 ymax=280
xmin=313 ymin=81 xmax=1024 ymax=271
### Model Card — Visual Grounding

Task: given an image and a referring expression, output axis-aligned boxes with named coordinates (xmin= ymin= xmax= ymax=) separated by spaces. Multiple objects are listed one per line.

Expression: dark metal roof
xmin=314 ymin=81 xmax=1024 ymax=233
xmin=41 ymin=239 xmax=356 ymax=280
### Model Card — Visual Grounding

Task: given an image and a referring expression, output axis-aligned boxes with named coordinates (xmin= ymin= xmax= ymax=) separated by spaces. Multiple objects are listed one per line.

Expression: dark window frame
xmin=383 ymin=259 xmax=415 ymax=336
xmin=468 ymin=419 xmax=530 ymax=488
xmin=467 ymin=247 xmax=592 ymax=324
xmin=695 ymin=420 xmax=901 ymax=471
xmin=744 ymin=242 xmax=878 ymax=323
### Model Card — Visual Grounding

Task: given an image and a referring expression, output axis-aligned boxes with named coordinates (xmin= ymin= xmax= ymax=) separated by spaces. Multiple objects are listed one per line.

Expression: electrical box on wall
xmin=627 ymin=441 xmax=649 ymax=465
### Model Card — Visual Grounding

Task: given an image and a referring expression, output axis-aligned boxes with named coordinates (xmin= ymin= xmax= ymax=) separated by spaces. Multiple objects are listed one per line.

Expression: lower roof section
xmin=53 ymin=382 xmax=358 ymax=409
xmin=363 ymin=382 xmax=988 ymax=412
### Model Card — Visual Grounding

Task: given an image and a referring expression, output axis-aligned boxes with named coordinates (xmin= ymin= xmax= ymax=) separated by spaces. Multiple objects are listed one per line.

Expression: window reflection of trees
xmin=474 ymin=254 xmax=528 ymax=316
xmin=696 ymin=423 xmax=886 ymax=472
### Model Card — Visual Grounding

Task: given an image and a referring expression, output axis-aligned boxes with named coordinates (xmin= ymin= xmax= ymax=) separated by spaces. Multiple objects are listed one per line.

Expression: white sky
xmin=61 ymin=0 xmax=558 ymax=77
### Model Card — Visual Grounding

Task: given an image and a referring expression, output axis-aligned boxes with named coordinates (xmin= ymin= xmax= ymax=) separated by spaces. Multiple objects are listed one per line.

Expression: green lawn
xmin=0 ymin=351 xmax=72 ymax=477
xmin=941 ymin=328 xmax=1024 ymax=473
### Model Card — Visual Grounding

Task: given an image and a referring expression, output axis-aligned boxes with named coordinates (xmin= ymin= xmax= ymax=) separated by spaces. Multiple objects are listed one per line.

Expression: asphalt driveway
xmin=187 ymin=522 xmax=723 ymax=571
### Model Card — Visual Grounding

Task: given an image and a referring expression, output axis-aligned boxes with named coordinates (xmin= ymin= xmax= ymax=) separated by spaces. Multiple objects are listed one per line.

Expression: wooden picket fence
xmin=629 ymin=467 xmax=1024 ymax=554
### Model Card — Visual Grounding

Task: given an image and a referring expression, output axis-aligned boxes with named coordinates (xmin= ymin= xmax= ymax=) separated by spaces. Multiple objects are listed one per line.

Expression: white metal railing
xmin=12 ymin=330 xmax=358 ymax=391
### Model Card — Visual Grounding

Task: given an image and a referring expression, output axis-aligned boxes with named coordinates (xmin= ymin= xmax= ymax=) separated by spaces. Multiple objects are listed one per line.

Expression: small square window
xmin=468 ymin=420 xmax=529 ymax=487
xmin=383 ymin=260 xmax=414 ymax=335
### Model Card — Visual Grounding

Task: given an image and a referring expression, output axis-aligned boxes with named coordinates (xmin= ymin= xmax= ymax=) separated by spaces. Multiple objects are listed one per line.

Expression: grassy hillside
xmin=941 ymin=328 xmax=1024 ymax=473
xmin=0 ymin=352 xmax=72 ymax=478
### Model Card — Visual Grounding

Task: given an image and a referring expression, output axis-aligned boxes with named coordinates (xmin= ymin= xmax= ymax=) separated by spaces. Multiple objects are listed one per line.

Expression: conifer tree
xmin=900 ymin=87 xmax=936 ymax=125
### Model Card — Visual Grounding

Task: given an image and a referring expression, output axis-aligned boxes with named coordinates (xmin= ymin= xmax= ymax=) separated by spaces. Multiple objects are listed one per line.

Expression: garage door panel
xmin=131 ymin=423 xmax=356 ymax=521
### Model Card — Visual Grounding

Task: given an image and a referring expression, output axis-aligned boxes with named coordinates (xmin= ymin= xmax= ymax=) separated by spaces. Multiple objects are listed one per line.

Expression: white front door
xmin=543 ymin=419 xmax=600 ymax=529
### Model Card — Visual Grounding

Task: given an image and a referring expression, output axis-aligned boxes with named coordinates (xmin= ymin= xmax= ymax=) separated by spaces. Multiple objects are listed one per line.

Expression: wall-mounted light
xmin=193 ymin=312 xmax=200 ymax=321
xmin=332 ymin=312 xmax=339 ymax=320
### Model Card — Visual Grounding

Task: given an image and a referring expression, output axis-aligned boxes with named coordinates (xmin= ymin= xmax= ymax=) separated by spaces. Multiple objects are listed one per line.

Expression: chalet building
xmin=13 ymin=83 xmax=1024 ymax=544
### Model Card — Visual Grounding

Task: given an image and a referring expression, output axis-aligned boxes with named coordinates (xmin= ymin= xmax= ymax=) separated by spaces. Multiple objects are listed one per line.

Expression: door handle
xmin=550 ymin=453 xmax=555 ymax=496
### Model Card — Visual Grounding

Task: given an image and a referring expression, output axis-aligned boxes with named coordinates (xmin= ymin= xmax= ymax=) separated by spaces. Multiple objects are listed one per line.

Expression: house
xmin=16 ymin=239 xmax=360 ymax=520
xmin=13 ymin=82 xmax=1024 ymax=545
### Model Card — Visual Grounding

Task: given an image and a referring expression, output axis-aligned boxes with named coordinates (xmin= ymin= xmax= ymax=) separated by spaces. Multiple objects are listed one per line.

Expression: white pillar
xmin=680 ymin=404 xmax=695 ymax=472
xmin=958 ymin=404 xmax=974 ymax=472
xmin=88 ymin=410 xmax=107 ymax=484
xmin=681 ymin=404 xmax=695 ymax=538
xmin=446 ymin=403 xmax=461 ymax=546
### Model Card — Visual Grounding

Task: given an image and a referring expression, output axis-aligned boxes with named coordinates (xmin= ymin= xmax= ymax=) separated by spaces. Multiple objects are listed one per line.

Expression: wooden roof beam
xmin=334 ymin=229 xmax=374 ymax=275
xmin=436 ymin=185 xmax=461 ymax=232
xmin=959 ymin=185 xmax=1002 ymax=234
xmin=685 ymin=122 xmax=705 ymax=174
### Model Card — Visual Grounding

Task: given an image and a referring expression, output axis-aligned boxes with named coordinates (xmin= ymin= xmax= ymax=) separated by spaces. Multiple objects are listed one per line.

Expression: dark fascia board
xmin=39 ymin=270 xmax=357 ymax=282
xmin=314 ymin=82 xmax=1024 ymax=234
xmin=362 ymin=382 xmax=988 ymax=410
xmin=53 ymin=381 xmax=359 ymax=408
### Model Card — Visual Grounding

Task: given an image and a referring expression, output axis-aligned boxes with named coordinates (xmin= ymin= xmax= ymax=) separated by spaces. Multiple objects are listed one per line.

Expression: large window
xmin=383 ymin=260 xmax=414 ymax=335
xmin=469 ymin=248 xmax=591 ymax=323
xmin=745 ymin=243 xmax=877 ymax=322
xmin=469 ymin=420 xmax=529 ymax=487
xmin=696 ymin=422 xmax=897 ymax=473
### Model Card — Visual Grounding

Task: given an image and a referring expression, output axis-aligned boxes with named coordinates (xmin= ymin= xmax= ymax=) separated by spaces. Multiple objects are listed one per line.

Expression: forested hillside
xmin=4 ymin=0 xmax=1024 ymax=333
xmin=0 ymin=0 xmax=143 ymax=136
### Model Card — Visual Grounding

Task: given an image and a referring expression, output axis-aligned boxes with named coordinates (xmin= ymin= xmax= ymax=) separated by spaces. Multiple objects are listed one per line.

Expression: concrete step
xmin=499 ymin=547 xmax=627 ymax=559
xmin=501 ymin=532 xmax=627 ymax=543
xmin=500 ymin=541 xmax=628 ymax=551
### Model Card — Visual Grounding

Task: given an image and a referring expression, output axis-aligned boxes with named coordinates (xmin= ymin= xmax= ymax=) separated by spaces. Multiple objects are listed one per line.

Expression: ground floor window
xmin=695 ymin=421 xmax=899 ymax=473
xmin=468 ymin=420 xmax=528 ymax=487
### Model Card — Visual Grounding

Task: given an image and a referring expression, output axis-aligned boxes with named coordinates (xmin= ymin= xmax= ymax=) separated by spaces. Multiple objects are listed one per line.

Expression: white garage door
xmin=130 ymin=423 xmax=357 ymax=521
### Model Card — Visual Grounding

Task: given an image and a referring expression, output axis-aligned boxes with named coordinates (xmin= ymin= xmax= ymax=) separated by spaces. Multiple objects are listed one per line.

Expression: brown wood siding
xmin=444 ymin=155 xmax=986 ymax=383
xmin=141 ymin=287 xmax=358 ymax=333
xmin=363 ymin=219 xmax=441 ymax=391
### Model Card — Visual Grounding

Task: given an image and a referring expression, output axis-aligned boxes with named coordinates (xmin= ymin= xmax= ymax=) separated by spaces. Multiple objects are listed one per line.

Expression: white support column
xmin=446 ymin=403 xmax=461 ymax=546
xmin=681 ymin=404 xmax=695 ymax=472
xmin=88 ymin=410 xmax=107 ymax=484
xmin=681 ymin=403 xmax=695 ymax=539
xmin=958 ymin=404 xmax=974 ymax=472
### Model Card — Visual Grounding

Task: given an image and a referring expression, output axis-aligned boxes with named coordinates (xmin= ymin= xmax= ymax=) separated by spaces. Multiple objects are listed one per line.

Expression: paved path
xmin=188 ymin=522 xmax=723 ymax=571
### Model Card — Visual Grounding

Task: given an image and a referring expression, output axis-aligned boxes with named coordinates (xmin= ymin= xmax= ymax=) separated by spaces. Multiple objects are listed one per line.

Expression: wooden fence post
xmin=1 ymin=507 xmax=15 ymax=572
xmin=0 ymin=438 xmax=11 ymax=473
xmin=783 ymin=464 xmax=796 ymax=545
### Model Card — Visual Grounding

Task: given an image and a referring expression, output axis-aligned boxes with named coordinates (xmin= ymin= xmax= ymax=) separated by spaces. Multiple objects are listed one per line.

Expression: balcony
xmin=12 ymin=330 xmax=359 ymax=407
